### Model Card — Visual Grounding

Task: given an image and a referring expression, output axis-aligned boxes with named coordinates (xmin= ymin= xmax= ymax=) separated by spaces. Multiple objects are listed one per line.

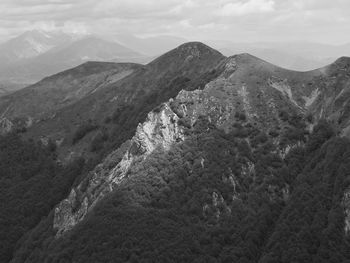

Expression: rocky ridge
xmin=54 ymin=103 xmax=185 ymax=235
xmin=53 ymin=54 xmax=314 ymax=235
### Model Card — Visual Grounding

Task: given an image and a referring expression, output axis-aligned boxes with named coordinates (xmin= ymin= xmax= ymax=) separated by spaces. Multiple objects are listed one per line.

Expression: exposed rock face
xmin=343 ymin=187 xmax=350 ymax=235
xmin=53 ymin=103 xmax=185 ymax=236
xmin=268 ymin=77 xmax=302 ymax=109
xmin=202 ymin=191 xmax=231 ymax=222
xmin=279 ymin=141 xmax=304 ymax=159
xmin=0 ymin=117 xmax=13 ymax=135
xmin=172 ymin=55 xmax=303 ymax=134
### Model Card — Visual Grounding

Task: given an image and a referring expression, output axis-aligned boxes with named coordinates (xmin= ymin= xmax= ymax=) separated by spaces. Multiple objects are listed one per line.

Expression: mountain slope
xmin=45 ymin=50 xmax=350 ymax=238
xmin=11 ymin=77 xmax=350 ymax=262
xmin=21 ymin=42 xmax=226 ymax=159
xmin=2 ymin=42 xmax=350 ymax=262
xmin=0 ymin=62 xmax=141 ymax=129
xmin=0 ymin=32 xmax=146 ymax=87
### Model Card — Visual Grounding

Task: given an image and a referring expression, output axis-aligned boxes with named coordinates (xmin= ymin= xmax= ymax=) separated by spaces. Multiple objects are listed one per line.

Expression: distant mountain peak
xmin=148 ymin=41 xmax=225 ymax=69
xmin=176 ymin=41 xmax=222 ymax=56
xmin=0 ymin=29 xmax=75 ymax=62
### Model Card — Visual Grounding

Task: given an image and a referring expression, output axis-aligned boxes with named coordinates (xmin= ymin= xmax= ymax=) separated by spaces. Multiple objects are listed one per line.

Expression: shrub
xmin=90 ymin=129 xmax=109 ymax=152
xmin=72 ymin=121 xmax=98 ymax=144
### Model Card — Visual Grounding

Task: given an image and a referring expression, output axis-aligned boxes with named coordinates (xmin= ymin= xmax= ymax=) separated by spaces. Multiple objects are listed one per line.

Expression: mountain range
xmin=207 ymin=40 xmax=350 ymax=71
xmin=0 ymin=42 xmax=350 ymax=262
xmin=0 ymin=30 xmax=148 ymax=93
xmin=1 ymin=30 xmax=349 ymax=98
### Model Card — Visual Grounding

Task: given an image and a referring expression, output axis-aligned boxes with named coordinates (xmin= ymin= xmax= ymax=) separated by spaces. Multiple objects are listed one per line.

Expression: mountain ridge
xmin=1 ymin=41 xmax=350 ymax=263
xmin=0 ymin=31 xmax=148 ymax=91
xmin=2 ymin=42 xmax=350 ymax=156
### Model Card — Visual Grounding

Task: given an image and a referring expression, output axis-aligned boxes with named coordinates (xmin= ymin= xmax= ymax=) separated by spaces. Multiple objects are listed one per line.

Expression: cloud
xmin=217 ymin=0 xmax=275 ymax=16
xmin=0 ymin=0 xmax=349 ymax=44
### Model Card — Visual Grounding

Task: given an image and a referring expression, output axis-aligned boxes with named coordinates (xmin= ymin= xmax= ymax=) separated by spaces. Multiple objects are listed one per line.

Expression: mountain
xmin=209 ymin=41 xmax=350 ymax=71
xmin=41 ymin=52 xmax=350 ymax=234
xmin=0 ymin=30 xmax=74 ymax=63
xmin=35 ymin=36 xmax=145 ymax=64
xmin=0 ymin=31 xmax=147 ymax=89
xmin=1 ymin=42 xmax=350 ymax=262
xmin=0 ymin=61 xmax=141 ymax=124
xmin=19 ymin=42 xmax=226 ymax=160
xmin=1 ymin=36 xmax=145 ymax=83
xmin=0 ymin=30 xmax=78 ymax=91
xmin=0 ymin=82 xmax=27 ymax=96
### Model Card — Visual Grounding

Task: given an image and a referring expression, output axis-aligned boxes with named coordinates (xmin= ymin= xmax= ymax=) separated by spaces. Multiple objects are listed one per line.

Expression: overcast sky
xmin=0 ymin=0 xmax=349 ymax=44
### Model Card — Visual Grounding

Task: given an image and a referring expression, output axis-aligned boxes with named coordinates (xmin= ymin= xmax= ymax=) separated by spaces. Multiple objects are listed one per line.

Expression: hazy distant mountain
xmin=0 ymin=31 xmax=147 ymax=90
xmin=114 ymin=34 xmax=188 ymax=56
xmin=3 ymin=36 xmax=145 ymax=79
xmin=39 ymin=36 xmax=145 ymax=63
xmin=111 ymin=35 xmax=350 ymax=71
xmin=0 ymin=30 xmax=75 ymax=63
xmin=208 ymin=40 xmax=350 ymax=71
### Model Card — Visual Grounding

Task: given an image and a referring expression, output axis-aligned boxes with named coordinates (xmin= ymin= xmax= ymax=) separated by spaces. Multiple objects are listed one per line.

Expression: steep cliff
xmin=54 ymin=103 xmax=185 ymax=235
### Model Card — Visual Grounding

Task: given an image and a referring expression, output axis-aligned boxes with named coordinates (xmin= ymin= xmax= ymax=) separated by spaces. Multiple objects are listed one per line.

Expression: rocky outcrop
xmin=343 ymin=187 xmax=350 ymax=235
xmin=202 ymin=191 xmax=232 ymax=222
xmin=0 ymin=117 xmax=13 ymax=135
xmin=53 ymin=57 xmax=256 ymax=236
xmin=53 ymin=103 xmax=185 ymax=236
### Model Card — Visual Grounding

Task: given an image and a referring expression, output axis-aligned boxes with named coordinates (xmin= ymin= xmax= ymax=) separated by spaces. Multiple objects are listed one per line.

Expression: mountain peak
xmin=325 ymin=56 xmax=350 ymax=74
xmin=175 ymin=41 xmax=222 ymax=56
xmin=148 ymin=41 xmax=225 ymax=69
xmin=333 ymin=56 xmax=350 ymax=67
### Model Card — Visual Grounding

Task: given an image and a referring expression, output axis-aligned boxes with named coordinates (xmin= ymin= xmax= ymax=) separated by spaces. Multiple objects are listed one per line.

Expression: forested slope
xmin=10 ymin=119 xmax=350 ymax=263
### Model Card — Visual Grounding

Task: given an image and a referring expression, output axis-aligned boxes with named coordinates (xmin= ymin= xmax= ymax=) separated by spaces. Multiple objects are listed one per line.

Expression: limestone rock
xmin=343 ymin=187 xmax=350 ymax=235
xmin=0 ymin=117 xmax=13 ymax=135
xmin=53 ymin=103 xmax=185 ymax=236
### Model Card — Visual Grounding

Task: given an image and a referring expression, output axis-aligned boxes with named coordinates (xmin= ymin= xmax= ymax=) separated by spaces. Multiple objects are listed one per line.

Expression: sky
xmin=0 ymin=0 xmax=350 ymax=44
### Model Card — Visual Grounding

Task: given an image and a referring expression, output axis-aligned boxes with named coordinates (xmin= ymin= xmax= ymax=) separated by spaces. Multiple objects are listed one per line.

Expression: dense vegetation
xmin=0 ymin=134 xmax=84 ymax=262
xmin=72 ymin=121 xmax=98 ymax=145
xmin=9 ymin=119 xmax=350 ymax=262
xmin=2 ymin=42 xmax=350 ymax=263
